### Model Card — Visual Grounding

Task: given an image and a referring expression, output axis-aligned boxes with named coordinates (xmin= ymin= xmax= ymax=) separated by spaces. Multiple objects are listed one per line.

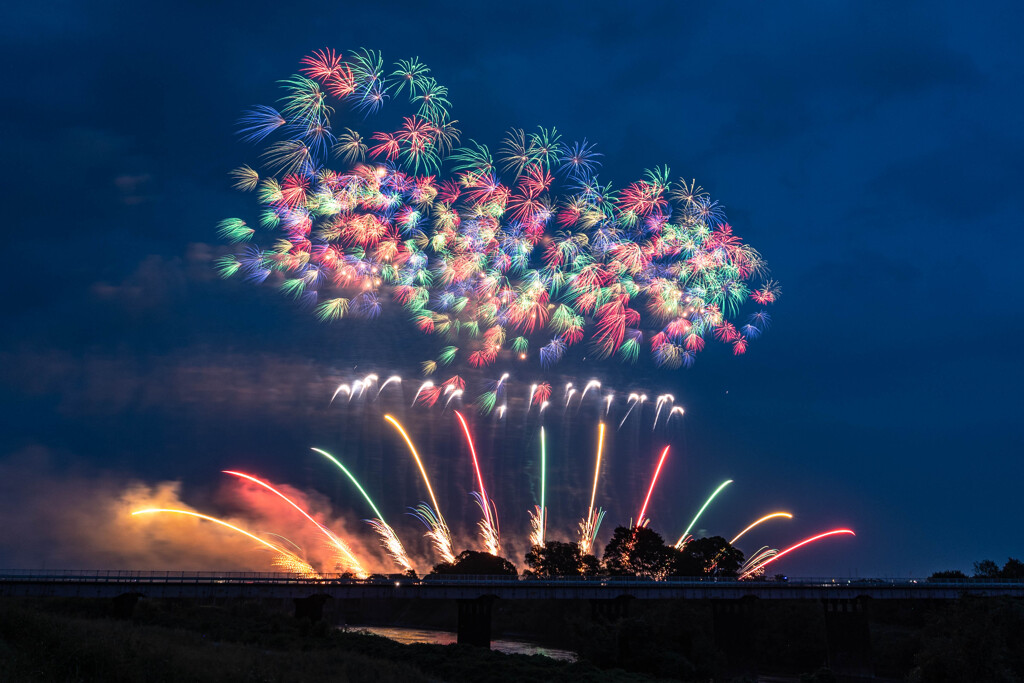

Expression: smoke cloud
xmin=0 ymin=446 xmax=396 ymax=574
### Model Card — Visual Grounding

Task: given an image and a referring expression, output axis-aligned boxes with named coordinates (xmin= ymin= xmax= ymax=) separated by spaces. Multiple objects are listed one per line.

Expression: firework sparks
xmin=579 ymin=422 xmax=607 ymax=555
xmin=310 ymin=447 xmax=414 ymax=573
xmin=377 ymin=374 xmax=402 ymax=396
xmin=383 ymin=414 xmax=455 ymax=563
xmin=740 ymin=546 xmax=779 ymax=577
xmin=412 ymin=381 xmax=434 ymax=406
xmin=675 ymin=479 xmax=734 ymax=548
xmin=578 ymin=508 xmax=607 ymax=557
xmin=730 ymin=512 xmax=793 ymax=546
xmin=579 ymin=379 xmax=601 ymax=403
xmin=618 ymin=393 xmax=644 ymax=429
xmin=408 ymin=504 xmax=455 ymax=565
xmin=444 ymin=388 xmax=463 ymax=410
xmin=739 ymin=529 xmax=856 ymax=579
xmin=528 ymin=426 xmax=547 ymax=547
xmin=131 ymin=508 xmax=319 ymax=577
xmin=636 ymin=445 xmax=671 ymax=527
xmin=455 ymin=410 xmax=500 ymax=555
xmin=532 ymin=383 xmax=551 ymax=408
xmin=330 ymin=384 xmax=351 ymax=404
xmin=223 ymin=471 xmax=365 ymax=576
xmin=652 ymin=394 xmax=674 ymax=430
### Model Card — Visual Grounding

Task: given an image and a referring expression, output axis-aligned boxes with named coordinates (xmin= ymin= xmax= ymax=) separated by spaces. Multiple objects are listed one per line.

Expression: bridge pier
xmin=457 ymin=596 xmax=496 ymax=647
xmin=293 ymin=594 xmax=330 ymax=621
xmin=590 ymin=595 xmax=635 ymax=659
xmin=590 ymin=594 xmax=633 ymax=621
xmin=822 ymin=597 xmax=873 ymax=679
xmin=111 ymin=592 xmax=142 ymax=619
xmin=711 ymin=596 xmax=759 ymax=680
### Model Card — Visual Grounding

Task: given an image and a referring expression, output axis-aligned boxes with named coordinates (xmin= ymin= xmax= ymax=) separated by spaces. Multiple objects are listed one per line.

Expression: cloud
xmin=797 ymin=249 xmax=922 ymax=304
xmin=0 ymin=348 xmax=333 ymax=419
xmin=91 ymin=254 xmax=187 ymax=307
xmin=113 ymin=173 xmax=155 ymax=205
xmin=0 ymin=445 xmax=394 ymax=574
xmin=863 ymin=133 xmax=1024 ymax=221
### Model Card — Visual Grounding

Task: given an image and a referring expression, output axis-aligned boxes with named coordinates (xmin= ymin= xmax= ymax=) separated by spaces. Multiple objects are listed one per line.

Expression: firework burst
xmin=220 ymin=48 xmax=777 ymax=376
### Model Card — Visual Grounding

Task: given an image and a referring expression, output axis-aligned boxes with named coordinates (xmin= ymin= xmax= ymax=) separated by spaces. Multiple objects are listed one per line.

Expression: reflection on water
xmin=348 ymin=626 xmax=577 ymax=662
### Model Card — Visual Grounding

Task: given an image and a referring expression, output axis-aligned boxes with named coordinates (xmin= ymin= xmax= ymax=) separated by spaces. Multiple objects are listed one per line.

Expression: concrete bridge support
xmin=590 ymin=595 xmax=635 ymax=659
xmin=293 ymin=594 xmax=331 ymax=621
xmin=456 ymin=595 xmax=496 ymax=647
xmin=590 ymin=594 xmax=633 ymax=621
xmin=711 ymin=596 xmax=759 ymax=680
xmin=822 ymin=597 xmax=873 ymax=678
xmin=111 ymin=592 xmax=142 ymax=619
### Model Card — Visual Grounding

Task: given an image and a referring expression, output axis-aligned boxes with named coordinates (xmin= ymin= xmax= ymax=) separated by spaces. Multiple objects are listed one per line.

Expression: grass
xmin=0 ymin=598 xmax=664 ymax=683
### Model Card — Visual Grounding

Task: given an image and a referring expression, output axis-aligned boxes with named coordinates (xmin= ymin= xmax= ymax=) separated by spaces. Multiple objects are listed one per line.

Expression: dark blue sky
xmin=0 ymin=1 xmax=1021 ymax=576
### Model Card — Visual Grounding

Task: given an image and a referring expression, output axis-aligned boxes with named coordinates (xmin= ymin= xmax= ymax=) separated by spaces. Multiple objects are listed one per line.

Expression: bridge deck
xmin=3 ymin=571 xmax=1023 ymax=601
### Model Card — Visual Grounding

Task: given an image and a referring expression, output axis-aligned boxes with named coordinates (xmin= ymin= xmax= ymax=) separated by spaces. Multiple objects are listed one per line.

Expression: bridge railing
xmin=2 ymin=569 xmax=1022 ymax=589
xmin=0 ymin=569 xmax=325 ymax=584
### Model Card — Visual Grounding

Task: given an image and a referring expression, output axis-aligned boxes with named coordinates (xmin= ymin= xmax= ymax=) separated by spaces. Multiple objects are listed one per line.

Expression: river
xmin=345 ymin=626 xmax=578 ymax=661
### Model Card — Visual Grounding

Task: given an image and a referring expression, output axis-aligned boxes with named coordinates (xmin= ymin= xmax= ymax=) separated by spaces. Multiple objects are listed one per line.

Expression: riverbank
xmin=0 ymin=598 xmax=660 ymax=683
xmin=347 ymin=625 xmax=578 ymax=661
xmin=3 ymin=595 xmax=1021 ymax=681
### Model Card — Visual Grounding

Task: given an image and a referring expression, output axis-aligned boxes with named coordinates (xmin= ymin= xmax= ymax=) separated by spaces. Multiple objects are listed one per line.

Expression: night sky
xmin=1 ymin=1 xmax=1021 ymax=577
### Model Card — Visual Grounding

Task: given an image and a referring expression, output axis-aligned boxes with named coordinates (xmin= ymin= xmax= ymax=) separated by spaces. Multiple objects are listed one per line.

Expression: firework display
xmin=217 ymin=48 xmax=778 ymax=374
xmin=129 ymin=50 xmax=856 ymax=582
xmin=130 ymin=379 xmax=853 ymax=579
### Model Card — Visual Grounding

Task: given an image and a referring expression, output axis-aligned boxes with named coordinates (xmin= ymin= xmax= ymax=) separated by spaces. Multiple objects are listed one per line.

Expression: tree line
xmin=427 ymin=526 xmax=745 ymax=578
xmin=930 ymin=557 xmax=1024 ymax=580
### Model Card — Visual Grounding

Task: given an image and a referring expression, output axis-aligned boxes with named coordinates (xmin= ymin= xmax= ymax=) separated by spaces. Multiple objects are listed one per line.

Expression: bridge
xmin=4 ymin=570 xmax=1022 ymax=679
xmin=2 ymin=569 xmax=1022 ymax=601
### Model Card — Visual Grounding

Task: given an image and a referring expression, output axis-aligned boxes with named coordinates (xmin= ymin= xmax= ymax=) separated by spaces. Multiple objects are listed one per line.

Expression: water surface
xmin=348 ymin=626 xmax=577 ymax=662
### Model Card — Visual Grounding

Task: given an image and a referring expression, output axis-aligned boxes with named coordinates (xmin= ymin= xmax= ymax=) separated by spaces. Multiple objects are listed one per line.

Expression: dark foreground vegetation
xmin=0 ymin=598 xmax=660 ymax=683
xmin=3 ymin=593 xmax=1024 ymax=682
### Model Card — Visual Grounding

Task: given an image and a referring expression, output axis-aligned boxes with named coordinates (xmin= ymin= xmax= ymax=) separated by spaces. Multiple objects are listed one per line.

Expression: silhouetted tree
xmin=929 ymin=569 xmax=967 ymax=580
xmin=1000 ymin=558 xmax=1024 ymax=579
xmin=965 ymin=558 xmax=1024 ymax=580
xmin=671 ymin=536 xmax=744 ymax=577
xmin=524 ymin=540 xmax=600 ymax=576
xmin=602 ymin=526 xmax=676 ymax=579
xmin=974 ymin=559 xmax=1001 ymax=578
xmin=429 ymin=550 xmax=517 ymax=576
